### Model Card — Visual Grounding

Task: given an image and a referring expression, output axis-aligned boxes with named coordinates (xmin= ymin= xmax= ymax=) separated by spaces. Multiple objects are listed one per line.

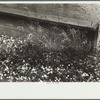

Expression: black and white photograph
xmin=0 ymin=3 xmax=100 ymax=82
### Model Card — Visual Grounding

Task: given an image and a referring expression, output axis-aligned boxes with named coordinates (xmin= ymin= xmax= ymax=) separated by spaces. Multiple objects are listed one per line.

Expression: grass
xmin=0 ymin=21 xmax=100 ymax=82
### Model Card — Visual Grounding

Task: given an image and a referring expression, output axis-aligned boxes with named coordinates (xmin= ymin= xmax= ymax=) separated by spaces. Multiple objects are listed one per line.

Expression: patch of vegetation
xmin=0 ymin=23 xmax=99 ymax=82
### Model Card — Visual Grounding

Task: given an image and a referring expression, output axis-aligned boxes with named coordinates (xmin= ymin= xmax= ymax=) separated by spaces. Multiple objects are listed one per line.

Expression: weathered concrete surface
xmin=0 ymin=4 xmax=100 ymax=29
xmin=0 ymin=4 xmax=100 ymax=51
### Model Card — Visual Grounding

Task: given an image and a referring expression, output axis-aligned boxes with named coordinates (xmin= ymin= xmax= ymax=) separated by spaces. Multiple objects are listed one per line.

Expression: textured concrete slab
xmin=0 ymin=4 xmax=99 ymax=29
